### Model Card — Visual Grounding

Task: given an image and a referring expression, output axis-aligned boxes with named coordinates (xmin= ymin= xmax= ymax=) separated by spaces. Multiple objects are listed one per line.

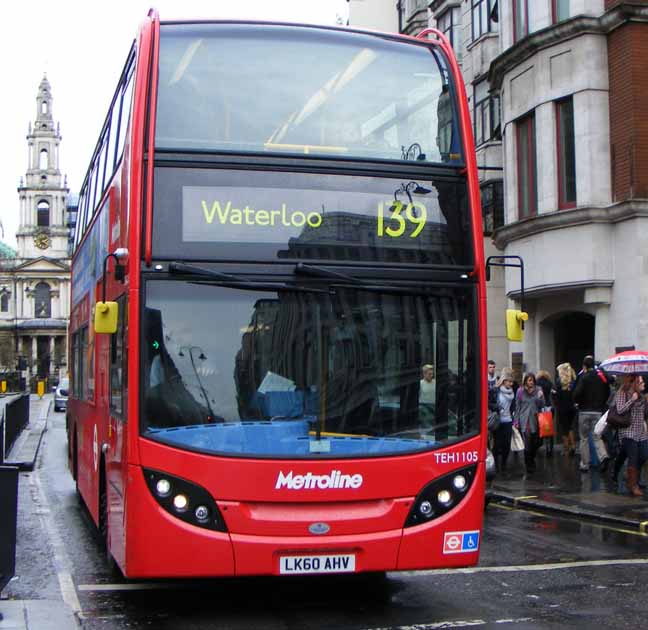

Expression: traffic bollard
xmin=0 ymin=465 xmax=19 ymax=599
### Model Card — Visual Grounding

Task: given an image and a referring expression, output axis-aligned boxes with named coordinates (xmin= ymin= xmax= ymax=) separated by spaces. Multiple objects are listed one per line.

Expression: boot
xmin=627 ymin=466 xmax=643 ymax=497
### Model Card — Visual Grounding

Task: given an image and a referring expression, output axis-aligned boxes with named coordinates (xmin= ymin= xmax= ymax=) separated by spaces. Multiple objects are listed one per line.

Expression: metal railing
xmin=0 ymin=394 xmax=30 ymax=464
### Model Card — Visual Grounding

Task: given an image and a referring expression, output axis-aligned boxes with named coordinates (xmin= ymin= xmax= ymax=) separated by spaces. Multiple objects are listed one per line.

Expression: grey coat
xmin=515 ymin=386 xmax=545 ymax=434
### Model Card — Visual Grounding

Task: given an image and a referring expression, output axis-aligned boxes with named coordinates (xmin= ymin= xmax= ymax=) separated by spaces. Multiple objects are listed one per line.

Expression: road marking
xmin=78 ymin=583 xmax=185 ymax=591
xmin=363 ymin=618 xmax=534 ymax=629
xmin=398 ymin=556 xmax=648 ymax=577
xmin=78 ymin=556 xmax=648 ymax=592
xmin=30 ymin=449 xmax=83 ymax=621
xmin=512 ymin=495 xmax=538 ymax=506
xmin=490 ymin=502 xmax=648 ymax=537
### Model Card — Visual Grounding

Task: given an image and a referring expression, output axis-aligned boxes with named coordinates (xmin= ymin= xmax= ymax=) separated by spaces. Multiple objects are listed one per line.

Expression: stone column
xmin=585 ymin=287 xmax=612 ymax=361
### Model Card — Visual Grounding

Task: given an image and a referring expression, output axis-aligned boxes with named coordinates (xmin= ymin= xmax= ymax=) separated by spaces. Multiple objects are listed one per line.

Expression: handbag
xmin=538 ymin=410 xmax=554 ymax=438
xmin=607 ymin=404 xmax=632 ymax=429
xmin=594 ymin=410 xmax=609 ymax=437
xmin=487 ymin=410 xmax=501 ymax=431
xmin=510 ymin=426 xmax=525 ymax=452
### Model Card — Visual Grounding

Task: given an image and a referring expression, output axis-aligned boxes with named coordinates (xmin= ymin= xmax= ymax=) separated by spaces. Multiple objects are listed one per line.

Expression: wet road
xmin=6 ymin=406 xmax=648 ymax=629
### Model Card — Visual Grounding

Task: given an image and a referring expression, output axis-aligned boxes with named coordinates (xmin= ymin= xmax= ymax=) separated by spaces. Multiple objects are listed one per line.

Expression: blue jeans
xmin=578 ymin=411 xmax=608 ymax=466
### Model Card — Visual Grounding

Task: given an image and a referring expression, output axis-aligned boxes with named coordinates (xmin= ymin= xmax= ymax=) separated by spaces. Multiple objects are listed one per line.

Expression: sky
xmin=0 ymin=0 xmax=349 ymax=248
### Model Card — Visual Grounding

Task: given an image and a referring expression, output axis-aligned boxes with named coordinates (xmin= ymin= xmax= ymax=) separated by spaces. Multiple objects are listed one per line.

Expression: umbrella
xmin=599 ymin=350 xmax=648 ymax=374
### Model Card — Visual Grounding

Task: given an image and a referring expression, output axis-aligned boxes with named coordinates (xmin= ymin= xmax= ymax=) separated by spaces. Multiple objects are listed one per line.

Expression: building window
xmin=473 ymin=79 xmax=501 ymax=146
xmin=481 ymin=180 xmax=504 ymax=235
xmin=556 ymin=97 xmax=576 ymax=209
xmin=34 ymin=282 xmax=51 ymax=318
xmin=37 ymin=200 xmax=50 ymax=226
xmin=513 ymin=0 xmax=529 ymax=41
xmin=39 ymin=149 xmax=48 ymax=170
xmin=405 ymin=0 xmax=425 ymax=16
xmin=437 ymin=9 xmax=455 ymax=48
xmin=552 ymin=0 xmax=569 ymax=23
xmin=472 ymin=0 xmax=497 ymax=41
xmin=0 ymin=292 xmax=9 ymax=312
xmin=41 ymin=101 xmax=48 ymax=114
xmin=517 ymin=113 xmax=537 ymax=218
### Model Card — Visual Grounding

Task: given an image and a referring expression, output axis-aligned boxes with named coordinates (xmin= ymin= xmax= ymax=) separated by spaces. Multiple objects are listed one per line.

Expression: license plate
xmin=279 ymin=554 xmax=356 ymax=575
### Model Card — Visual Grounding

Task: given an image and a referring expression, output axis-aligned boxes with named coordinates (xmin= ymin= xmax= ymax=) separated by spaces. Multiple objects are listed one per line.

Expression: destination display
xmin=183 ymin=186 xmax=434 ymax=244
xmin=153 ymin=168 xmax=471 ymax=265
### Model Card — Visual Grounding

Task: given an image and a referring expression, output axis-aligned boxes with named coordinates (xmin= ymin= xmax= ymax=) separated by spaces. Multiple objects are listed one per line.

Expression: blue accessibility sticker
xmin=462 ymin=531 xmax=479 ymax=551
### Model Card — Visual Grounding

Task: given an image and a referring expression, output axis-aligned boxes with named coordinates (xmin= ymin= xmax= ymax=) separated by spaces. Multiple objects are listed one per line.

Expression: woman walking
xmin=493 ymin=368 xmax=516 ymax=474
xmin=553 ymin=363 xmax=577 ymax=456
xmin=537 ymin=370 xmax=555 ymax=456
xmin=515 ymin=372 xmax=545 ymax=474
xmin=612 ymin=375 xmax=648 ymax=497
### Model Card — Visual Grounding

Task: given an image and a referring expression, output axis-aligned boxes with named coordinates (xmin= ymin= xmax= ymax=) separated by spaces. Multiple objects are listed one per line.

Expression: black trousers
xmin=524 ymin=432 xmax=541 ymax=472
xmin=494 ymin=422 xmax=513 ymax=470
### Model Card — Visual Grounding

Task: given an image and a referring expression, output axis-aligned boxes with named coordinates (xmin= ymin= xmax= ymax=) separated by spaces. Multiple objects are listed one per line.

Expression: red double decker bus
xmin=68 ymin=11 xmax=493 ymax=578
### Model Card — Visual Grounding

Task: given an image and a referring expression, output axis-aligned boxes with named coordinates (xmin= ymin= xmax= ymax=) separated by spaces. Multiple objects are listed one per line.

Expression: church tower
xmin=16 ymin=75 xmax=70 ymax=260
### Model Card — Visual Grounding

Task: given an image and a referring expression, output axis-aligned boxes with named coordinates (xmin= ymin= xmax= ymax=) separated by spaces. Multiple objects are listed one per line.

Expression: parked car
xmin=54 ymin=377 xmax=69 ymax=412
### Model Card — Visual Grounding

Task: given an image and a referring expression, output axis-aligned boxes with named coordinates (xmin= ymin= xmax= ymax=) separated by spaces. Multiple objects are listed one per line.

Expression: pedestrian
xmin=487 ymin=359 xmax=497 ymax=391
xmin=573 ymin=355 xmax=610 ymax=472
xmin=493 ymin=367 xmax=516 ymax=474
xmin=552 ymin=363 xmax=577 ymax=456
xmin=419 ymin=363 xmax=436 ymax=436
xmin=514 ymin=372 xmax=545 ymax=474
xmin=536 ymin=370 xmax=555 ymax=456
xmin=611 ymin=375 xmax=648 ymax=497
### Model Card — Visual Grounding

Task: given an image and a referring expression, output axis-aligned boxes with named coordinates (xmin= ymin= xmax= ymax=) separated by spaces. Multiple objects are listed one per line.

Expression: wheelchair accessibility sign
xmin=443 ymin=530 xmax=480 ymax=554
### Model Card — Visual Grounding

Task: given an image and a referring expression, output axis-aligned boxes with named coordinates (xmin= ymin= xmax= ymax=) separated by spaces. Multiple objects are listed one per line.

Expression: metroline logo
xmin=275 ymin=470 xmax=363 ymax=490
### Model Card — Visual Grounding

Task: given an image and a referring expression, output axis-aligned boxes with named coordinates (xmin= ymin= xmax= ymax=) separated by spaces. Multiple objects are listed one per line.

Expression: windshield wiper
xmin=294 ymin=263 xmax=361 ymax=284
xmin=294 ymin=263 xmax=468 ymax=295
xmin=169 ymin=262 xmax=241 ymax=282
xmin=168 ymin=262 xmax=330 ymax=293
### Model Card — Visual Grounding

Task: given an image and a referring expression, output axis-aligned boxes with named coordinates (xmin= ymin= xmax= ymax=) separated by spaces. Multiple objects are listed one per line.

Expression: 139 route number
xmin=377 ymin=201 xmax=427 ymax=238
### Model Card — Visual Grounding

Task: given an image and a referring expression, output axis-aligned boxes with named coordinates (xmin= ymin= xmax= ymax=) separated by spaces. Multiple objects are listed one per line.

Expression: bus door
xmin=106 ymin=296 xmax=128 ymax=565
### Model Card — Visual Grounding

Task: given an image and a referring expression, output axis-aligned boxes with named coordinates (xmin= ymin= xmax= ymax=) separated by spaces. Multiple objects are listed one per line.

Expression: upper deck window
xmin=155 ymin=23 xmax=461 ymax=164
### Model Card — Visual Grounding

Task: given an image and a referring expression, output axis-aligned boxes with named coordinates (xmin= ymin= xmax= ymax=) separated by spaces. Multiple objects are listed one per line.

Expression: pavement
xmin=0 ymin=394 xmax=78 ymax=630
xmin=488 ymin=442 xmax=648 ymax=531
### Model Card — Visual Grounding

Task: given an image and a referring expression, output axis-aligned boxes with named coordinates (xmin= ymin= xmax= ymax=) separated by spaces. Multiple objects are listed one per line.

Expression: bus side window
xmin=110 ymin=297 xmax=128 ymax=419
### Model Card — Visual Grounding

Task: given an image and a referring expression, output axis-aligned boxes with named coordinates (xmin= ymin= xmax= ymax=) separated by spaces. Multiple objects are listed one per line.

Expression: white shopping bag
xmin=510 ymin=426 xmax=525 ymax=452
xmin=594 ymin=410 xmax=609 ymax=437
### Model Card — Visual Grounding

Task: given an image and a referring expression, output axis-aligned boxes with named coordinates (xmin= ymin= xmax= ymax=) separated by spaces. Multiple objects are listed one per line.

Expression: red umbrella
xmin=599 ymin=350 xmax=648 ymax=374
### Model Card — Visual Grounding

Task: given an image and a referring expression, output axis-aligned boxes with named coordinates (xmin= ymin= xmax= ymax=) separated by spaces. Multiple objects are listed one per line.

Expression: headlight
xmin=144 ymin=469 xmax=227 ymax=532
xmin=172 ymin=494 xmax=189 ymax=512
xmin=155 ymin=478 xmax=172 ymax=497
xmin=453 ymin=474 xmax=467 ymax=491
xmin=437 ymin=489 xmax=453 ymax=506
xmin=404 ymin=465 xmax=477 ymax=528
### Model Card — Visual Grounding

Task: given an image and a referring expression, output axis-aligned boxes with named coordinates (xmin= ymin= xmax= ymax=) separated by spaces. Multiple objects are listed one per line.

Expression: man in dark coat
xmin=573 ymin=355 xmax=610 ymax=471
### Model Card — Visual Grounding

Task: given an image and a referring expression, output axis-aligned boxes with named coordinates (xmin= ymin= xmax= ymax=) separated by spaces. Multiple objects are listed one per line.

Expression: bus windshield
xmin=155 ymin=23 xmax=461 ymax=163
xmin=141 ymin=280 xmax=478 ymax=458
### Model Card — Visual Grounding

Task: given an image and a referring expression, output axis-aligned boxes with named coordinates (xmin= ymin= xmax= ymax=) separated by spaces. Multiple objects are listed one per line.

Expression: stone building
xmin=349 ymin=0 xmax=648 ymax=373
xmin=0 ymin=76 xmax=72 ymax=388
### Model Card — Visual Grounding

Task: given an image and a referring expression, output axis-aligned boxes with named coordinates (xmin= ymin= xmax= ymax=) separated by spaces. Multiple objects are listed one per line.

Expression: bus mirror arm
xmin=485 ymin=255 xmax=528 ymax=338
xmin=100 ymin=249 xmax=129 ymax=300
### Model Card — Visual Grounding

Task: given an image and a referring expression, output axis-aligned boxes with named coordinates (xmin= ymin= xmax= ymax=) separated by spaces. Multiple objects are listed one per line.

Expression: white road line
xmin=396 ymin=556 xmax=648 ymax=576
xmin=30 ymin=460 xmax=83 ymax=620
xmin=78 ymin=582 xmax=184 ymax=591
xmin=77 ymin=556 xmax=648 ymax=592
xmin=363 ymin=618 xmax=533 ymax=630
